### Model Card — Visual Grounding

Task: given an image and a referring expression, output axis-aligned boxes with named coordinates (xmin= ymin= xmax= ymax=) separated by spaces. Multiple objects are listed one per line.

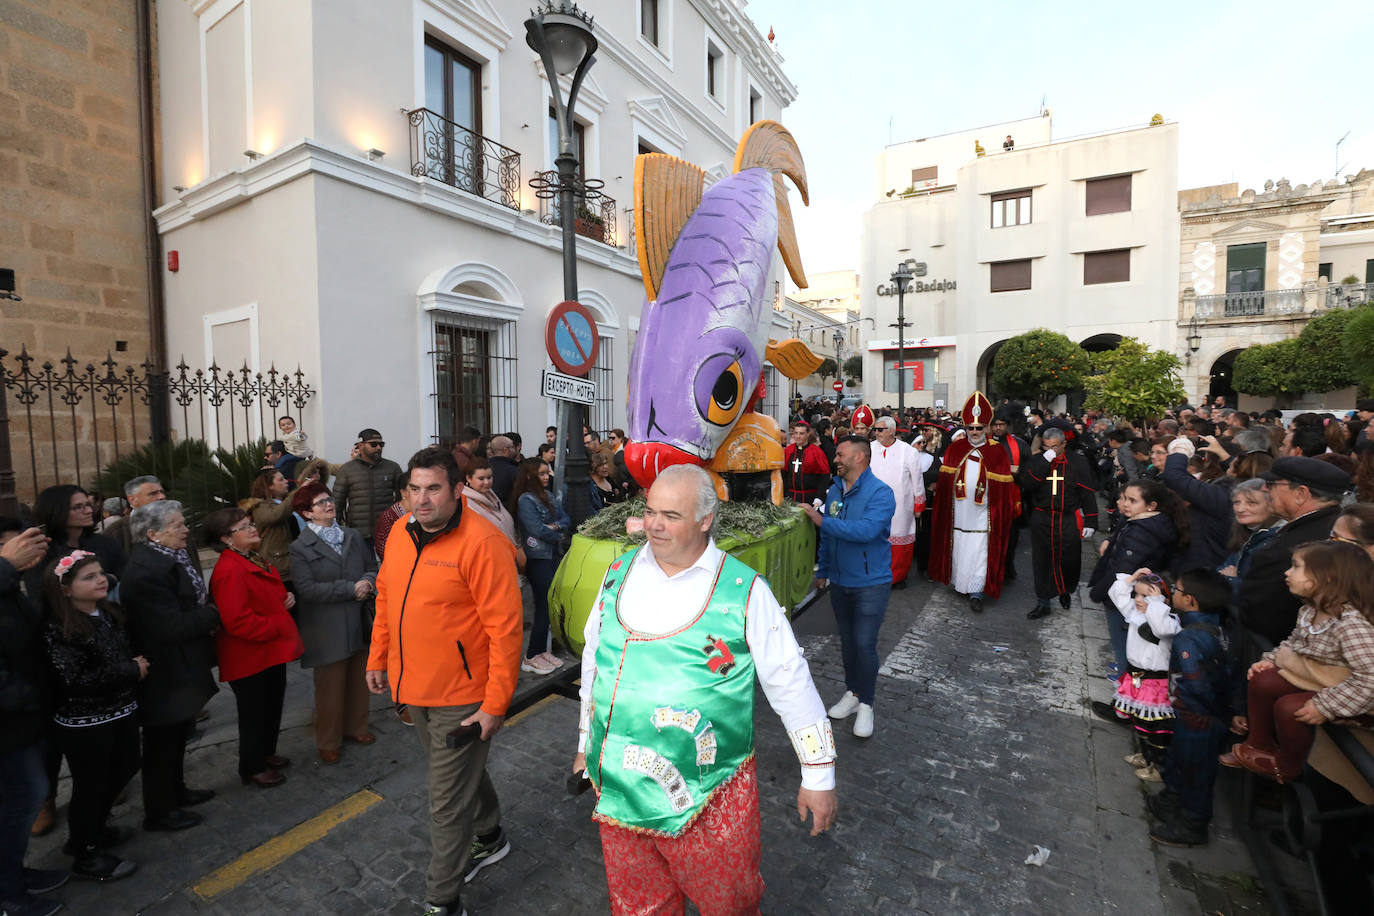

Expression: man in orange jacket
xmin=366 ymin=446 xmax=523 ymax=916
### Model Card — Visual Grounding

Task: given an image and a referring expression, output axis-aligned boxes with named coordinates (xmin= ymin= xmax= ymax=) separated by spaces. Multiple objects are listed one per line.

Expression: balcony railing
xmin=1194 ymin=288 xmax=1304 ymax=319
xmin=406 ymin=107 xmax=520 ymax=210
xmin=1325 ymin=282 xmax=1373 ymax=310
xmin=530 ymin=170 xmax=617 ymax=246
xmin=1191 ymin=283 xmax=1371 ymax=320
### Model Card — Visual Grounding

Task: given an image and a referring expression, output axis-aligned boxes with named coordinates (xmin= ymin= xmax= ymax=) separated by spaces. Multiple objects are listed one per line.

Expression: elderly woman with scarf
xmin=287 ymin=482 xmax=377 ymax=764
xmin=118 ymin=500 xmax=219 ymax=832
xmin=204 ymin=507 xmax=303 ymax=789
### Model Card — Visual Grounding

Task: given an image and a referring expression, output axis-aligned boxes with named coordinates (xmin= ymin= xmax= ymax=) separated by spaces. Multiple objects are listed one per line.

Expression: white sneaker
xmin=853 ymin=704 xmax=874 ymax=738
xmin=1135 ymin=764 xmax=1162 ymax=783
xmin=538 ymin=652 xmax=565 ymax=669
xmin=1123 ymin=752 xmax=1148 ymax=768
xmin=827 ymin=691 xmax=860 ymax=719
xmin=520 ymin=656 xmax=557 ymax=676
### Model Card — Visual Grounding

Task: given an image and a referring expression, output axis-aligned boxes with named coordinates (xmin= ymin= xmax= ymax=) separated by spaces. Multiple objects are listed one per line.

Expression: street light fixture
xmin=1184 ymin=314 xmax=1202 ymax=366
xmin=526 ymin=0 xmax=598 ymax=525
xmin=833 ymin=329 xmax=845 ymax=398
xmin=889 ymin=259 xmax=917 ymax=416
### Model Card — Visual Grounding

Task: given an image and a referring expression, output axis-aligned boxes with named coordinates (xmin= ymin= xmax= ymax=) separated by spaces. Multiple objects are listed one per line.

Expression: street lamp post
xmin=889 ymin=260 xmax=916 ymax=416
xmin=526 ymin=1 xmax=598 ymax=525
xmin=832 ymin=329 xmax=844 ymax=398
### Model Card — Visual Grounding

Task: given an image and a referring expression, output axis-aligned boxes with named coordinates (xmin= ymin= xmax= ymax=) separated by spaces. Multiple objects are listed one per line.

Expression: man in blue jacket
xmin=803 ymin=436 xmax=896 ymax=739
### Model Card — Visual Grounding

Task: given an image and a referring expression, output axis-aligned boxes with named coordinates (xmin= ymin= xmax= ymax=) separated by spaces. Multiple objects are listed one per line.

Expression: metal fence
xmin=1 ymin=346 xmax=314 ymax=515
xmin=532 ymin=170 xmax=618 ymax=246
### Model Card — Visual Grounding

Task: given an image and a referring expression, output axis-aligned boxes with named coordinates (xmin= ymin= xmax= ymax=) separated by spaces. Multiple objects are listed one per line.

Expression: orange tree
xmin=989 ymin=329 xmax=1091 ymax=408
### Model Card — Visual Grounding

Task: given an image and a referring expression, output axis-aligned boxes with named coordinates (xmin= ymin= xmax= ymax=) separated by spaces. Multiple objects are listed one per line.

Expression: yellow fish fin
xmin=765 ymin=338 xmax=824 ymax=380
xmin=634 ymin=153 xmax=705 ymax=303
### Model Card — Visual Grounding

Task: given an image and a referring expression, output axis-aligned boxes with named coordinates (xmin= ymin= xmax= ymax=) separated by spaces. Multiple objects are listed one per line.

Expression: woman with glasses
xmin=288 ymin=482 xmax=378 ymax=764
xmin=1332 ymin=503 xmax=1374 ymax=560
xmin=204 ymin=508 xmax=303 ymax=789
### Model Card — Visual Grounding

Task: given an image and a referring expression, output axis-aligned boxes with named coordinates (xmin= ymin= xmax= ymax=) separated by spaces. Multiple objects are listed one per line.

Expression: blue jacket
xmin=817 ymin=468 xmax=895 ymax=588
xmin=516 ymin=491 xmax=569 ymax=561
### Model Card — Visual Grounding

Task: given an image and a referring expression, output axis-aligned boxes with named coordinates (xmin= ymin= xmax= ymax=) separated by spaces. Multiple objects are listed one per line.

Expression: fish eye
xmin=699 ymin=359 xmax=746 ymax=427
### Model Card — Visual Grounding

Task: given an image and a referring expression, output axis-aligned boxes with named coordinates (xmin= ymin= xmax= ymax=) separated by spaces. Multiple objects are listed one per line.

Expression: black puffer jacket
xmin=332 ymin=456 xmax=403 ymax=541
xmin=1088 ymin=512 xmax=1179 ymax=604
xmin=1160 ymin=453 xmax=1235 ymax=574
xmin=44 ymin=610 xmax=140 ymax=726
xmin=0 ymin=557 xmax=52 ymax=752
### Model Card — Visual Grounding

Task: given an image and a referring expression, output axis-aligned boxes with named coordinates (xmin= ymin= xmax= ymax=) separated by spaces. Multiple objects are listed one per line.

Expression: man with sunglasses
xmin=333 ymin=428 xmax=403 ymax=553
xmin=929 ymin=392 xmax=1020 ymax=613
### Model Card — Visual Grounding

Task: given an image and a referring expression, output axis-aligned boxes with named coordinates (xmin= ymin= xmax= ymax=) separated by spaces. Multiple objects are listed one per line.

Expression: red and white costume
xmin=869 ymin=436 xmax=925 ymax=585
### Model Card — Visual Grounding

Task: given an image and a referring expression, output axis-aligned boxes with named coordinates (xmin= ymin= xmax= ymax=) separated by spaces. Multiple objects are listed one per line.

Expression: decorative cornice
xmin=153 ymin=139 xmax=641 ymax=278
xmin=419 ymin=0 xmax=514 ymax=49
xmin=627 ymin=96 xmax=689 ymax=152
xmin=686 ymin=0 xmax=797 ymax=104
xmin=592 ymin=28 xmax=736 ymax=154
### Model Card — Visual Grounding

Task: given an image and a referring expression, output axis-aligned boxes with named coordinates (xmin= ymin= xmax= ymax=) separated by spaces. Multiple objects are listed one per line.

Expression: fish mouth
xmin=622 ymin=441 xmax=708 ymax=489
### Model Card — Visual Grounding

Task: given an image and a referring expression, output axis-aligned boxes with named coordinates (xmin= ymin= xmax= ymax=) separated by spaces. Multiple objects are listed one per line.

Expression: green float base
xmin=548 ymin=507 xmax=817 ymax=656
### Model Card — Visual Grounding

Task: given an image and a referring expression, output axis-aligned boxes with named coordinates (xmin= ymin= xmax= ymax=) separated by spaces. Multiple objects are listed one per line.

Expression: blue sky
xmin=742 ymin=0 xmax=1373 ymax=283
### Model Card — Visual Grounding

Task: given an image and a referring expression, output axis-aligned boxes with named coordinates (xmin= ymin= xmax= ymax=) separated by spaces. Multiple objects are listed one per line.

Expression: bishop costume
xmin=929 ymin=392 xmax=1020 ymax=604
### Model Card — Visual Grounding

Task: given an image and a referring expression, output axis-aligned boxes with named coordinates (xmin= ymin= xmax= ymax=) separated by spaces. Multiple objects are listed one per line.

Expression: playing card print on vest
xmin=587 ymin=547 xmax=758 ymax=836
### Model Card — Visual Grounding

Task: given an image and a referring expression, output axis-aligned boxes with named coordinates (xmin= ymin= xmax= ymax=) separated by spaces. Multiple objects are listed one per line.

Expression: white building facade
xmin=858 ymin=115 xmax=1180 ymax=410
xmin=151 ymin=0 xmax=795 ymax=457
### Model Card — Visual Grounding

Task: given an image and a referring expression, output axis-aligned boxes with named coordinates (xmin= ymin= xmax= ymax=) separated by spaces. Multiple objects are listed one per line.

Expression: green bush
xmin=1233 ymin=338 xmax=1302 ymax=398
xmin=1082 ymin=337 xmax=1186 ymax=423
xmin=95 ymin=437 xmax=267 ymax=530
xmin=990 ymin=329 xmax=1090 ymax=406
xmin=1341 ymin=306 xmax=1374 ymax=392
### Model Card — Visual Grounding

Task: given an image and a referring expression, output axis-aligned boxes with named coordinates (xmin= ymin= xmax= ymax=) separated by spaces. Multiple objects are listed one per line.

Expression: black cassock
xmin=1022 ymin=450 xmax=1099 ymax=601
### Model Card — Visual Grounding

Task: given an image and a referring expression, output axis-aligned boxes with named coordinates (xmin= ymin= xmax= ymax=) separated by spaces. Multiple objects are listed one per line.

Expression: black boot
xmin=1026 ymin=604 xmax=1052 ymax=620
xmin=969 ymin=596 xmax=983 ymax=613
xmin=1058 ymin=593 xmax=1072 ymax=609
xmin=71 ymin=847 xmax=137 ymax=882
xmin=1148 ymin=811 xmax=1208 ymax=847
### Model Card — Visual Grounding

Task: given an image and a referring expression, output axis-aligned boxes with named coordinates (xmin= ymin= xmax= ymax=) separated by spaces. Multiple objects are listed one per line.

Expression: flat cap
xmin=1259 ymin=456 xmax=1352 ymax=494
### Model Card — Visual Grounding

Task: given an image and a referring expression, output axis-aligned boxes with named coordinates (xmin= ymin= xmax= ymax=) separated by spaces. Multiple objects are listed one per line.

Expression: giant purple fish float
xmin=548 ymin=123 xmax=825 ymax=652
xmin=622 ymin=120 xmax=823 ymax=503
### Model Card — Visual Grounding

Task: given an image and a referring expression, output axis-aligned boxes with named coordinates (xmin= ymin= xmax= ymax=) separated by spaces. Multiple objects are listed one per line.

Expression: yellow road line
xmin=191 ymin=788 xmax=383 ymax=899
xmin=504 ymin=693 xmax=565 ymax=728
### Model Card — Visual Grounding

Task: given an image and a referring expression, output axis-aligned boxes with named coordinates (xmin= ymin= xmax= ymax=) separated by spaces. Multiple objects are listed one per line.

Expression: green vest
xmin=586 ymin=546 xmax=758 ymax=836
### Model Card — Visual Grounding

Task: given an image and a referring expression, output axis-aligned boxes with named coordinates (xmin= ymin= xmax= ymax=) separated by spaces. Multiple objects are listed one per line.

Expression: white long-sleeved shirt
xmin=578 ymin=539 xmax=836 ymax=790
xmin=1107 ymin=574 xmax=1180 ymax=672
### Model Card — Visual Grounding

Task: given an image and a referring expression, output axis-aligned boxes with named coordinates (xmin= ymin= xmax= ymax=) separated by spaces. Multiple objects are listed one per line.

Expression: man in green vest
xmin=573 ymin=464 xmax=837 ymax=915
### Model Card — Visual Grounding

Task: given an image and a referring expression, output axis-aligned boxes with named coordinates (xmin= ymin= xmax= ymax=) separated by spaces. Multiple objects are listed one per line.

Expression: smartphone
xmin=444 ymin=723 xmax=483 ymax=748
xmin=566 ymin=770 xmax=592 ymax=796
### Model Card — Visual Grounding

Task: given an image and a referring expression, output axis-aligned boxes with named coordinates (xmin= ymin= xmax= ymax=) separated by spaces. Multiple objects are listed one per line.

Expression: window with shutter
xmin=1085 ymin=175 xmax=1132 ymax=215
xmin=1083 ymin=249 xmax=1130 ymax=284
xmin=911 ymin=166 xmax=937 ymax=186
xmin=990 ymin=259 xmax=1032 ymax=292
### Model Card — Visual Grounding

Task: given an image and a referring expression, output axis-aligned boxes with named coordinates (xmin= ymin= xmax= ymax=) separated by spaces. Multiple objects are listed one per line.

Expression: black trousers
xmin=57 ymin=715 xmax=141 ymax=851
xmin=1030 ymin=510 xmax=1083 ymax=601
xmin=141 ymin=718 xmax=193 ymax=820
xmin=229 ymin=664 xmax=286 ymax=778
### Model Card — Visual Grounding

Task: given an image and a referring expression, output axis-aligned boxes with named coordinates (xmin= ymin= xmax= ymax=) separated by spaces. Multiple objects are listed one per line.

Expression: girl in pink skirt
xmin=1107 ymin=570 xmax=1180 ymax=781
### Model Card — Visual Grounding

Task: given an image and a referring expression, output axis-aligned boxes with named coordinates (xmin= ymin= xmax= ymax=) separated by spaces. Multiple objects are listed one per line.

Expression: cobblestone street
xmin=26 ymin=541 xmax=1311 ymax=915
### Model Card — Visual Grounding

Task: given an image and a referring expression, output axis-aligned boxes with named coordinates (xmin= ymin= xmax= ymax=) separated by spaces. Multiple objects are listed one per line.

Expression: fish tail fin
xmin=634 ymin=153 xmax=705 ymax=302
xmin=765 ymin=338 xmax=824 ymax=380
xmin=734 ymin=120 xmax=808 ymax=289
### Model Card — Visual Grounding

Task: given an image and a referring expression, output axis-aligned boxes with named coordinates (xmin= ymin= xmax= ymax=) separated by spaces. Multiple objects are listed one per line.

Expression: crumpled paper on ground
xmin=1024 ymin=845 xmax=1051 ymax=866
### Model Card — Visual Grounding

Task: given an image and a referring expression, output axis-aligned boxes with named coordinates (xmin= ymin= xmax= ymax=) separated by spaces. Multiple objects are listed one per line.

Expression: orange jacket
xmin=367 ymin=502 xmax=523 ymax=714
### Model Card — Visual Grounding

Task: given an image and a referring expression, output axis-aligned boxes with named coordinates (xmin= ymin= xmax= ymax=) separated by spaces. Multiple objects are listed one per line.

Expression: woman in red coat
xmin=204 ymin=507 xmax=303 ymax=788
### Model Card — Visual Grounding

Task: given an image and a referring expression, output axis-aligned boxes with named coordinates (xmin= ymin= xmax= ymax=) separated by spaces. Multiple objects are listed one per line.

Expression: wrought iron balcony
xmin=405 ymin=107 xmax=520 ymax=210
xmin=530 ymin=170 xmax=617 ymax=246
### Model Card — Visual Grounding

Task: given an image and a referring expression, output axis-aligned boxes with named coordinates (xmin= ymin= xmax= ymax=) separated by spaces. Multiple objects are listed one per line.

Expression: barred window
xmin=433 ymin=320 xmax=517 ymax=444
xmin=590 ymin=335 xmax=615 ymax=436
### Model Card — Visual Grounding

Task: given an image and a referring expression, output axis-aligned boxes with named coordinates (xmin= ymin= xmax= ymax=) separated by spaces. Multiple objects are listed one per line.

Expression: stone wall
xmin=0 ymin=0 xmax=152 ymax=502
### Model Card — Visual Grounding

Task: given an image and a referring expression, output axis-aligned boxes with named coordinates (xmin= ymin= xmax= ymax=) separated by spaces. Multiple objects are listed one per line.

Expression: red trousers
xmin=1245 ymin=666 xmax=1317 ymax=777
xmin=598 ymin=757 xmax=763 ymax=916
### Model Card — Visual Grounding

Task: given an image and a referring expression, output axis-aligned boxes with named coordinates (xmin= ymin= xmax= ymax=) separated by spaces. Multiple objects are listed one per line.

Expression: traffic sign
xmin=832 ymin=380 xmax=843 ymax=392
xmin=542 ymin=370 xmax=596 ymax=405
xmin=545 ymin=300 xmax=600 ymax=376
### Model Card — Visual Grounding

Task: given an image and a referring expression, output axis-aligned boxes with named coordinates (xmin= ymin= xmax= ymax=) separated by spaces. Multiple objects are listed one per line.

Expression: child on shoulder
xmin=1146 ymin=568 xmax=1234 ymax=848
xmin=277 ymin=415 xmax=313 ymax=459
xmin=1220 ymin=541 xmax=1374 ymax=785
